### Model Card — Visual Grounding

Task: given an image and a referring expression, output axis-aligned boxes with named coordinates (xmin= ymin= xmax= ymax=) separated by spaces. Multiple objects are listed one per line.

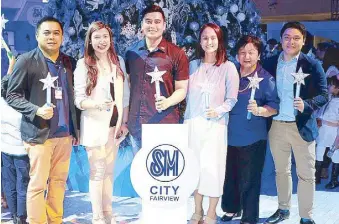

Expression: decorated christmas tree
xmin=45 ymin=0 xmax=263 ymax=61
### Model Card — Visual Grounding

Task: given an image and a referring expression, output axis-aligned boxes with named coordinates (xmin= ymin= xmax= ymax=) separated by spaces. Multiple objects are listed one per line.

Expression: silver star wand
xmin=147 ymin=66 xmax=166 ymax=113
xmin=292 ymin=68 xmax=310 ymax=114
xmin=247 ymin=72 xmax=263 ymax=120
xmin=40 ymin=72 xmax=58 ymax=106
xmin=1 ymin=14 xmax=11 ymax=53
xmin=201 ymin=83 xmax=215 ymax=120
xmin=292 ymin=68 xmax=310 ymax=98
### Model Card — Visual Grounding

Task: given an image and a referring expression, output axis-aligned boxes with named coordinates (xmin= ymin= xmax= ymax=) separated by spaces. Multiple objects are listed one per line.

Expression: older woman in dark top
xmin=221 ymin=35 xmax=280 ymax=224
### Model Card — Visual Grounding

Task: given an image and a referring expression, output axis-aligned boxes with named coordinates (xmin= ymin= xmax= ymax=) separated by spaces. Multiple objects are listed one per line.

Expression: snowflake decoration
xmin=215 ymin=13 xmax=230 ymax=28
xmin=121 ymin=22 xmax=136 ymax=39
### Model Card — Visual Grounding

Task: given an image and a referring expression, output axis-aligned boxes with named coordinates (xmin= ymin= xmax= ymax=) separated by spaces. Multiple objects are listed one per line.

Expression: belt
xmin=274 ymin=120 xmax=295 ymax=123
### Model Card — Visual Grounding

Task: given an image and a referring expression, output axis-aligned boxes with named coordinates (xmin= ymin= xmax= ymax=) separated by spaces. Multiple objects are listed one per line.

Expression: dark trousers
xmin=1 ymin=152 xmax=30 ymax=218
xmin=221 ymin=140 xmax=267 ymax=223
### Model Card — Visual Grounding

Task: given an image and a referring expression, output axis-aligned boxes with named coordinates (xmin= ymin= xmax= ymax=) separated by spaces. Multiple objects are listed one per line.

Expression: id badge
xmin=55 ymin=87 xmax=63 ymax=100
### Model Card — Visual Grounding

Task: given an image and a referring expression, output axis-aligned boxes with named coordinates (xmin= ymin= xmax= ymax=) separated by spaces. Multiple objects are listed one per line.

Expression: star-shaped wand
xmin=247 ymin=72 xmax=263 ymax=120
xmin=147 ymin=66 xmax=166 ymax=113
xmin=40 ymin=72 xmax=58 ymax=106
xmin=291 ymin=68 xmax=310 ymax=98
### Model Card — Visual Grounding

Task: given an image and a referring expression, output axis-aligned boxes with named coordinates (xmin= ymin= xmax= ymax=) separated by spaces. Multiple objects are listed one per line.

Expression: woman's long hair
xmin=197 ymin=23 xmax=227 ymax=66
xmin=84 ymin=21 xmax=124 ymax=96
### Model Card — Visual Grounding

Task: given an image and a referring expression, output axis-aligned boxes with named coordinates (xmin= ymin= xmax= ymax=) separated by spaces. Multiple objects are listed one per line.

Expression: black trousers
xmin=221 ymin=140 xmax=267 ymax=223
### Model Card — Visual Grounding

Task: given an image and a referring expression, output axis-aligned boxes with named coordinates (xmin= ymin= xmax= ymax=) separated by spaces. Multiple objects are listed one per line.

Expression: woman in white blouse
xmin=185 ymin=23 xmax=239 ymax=224
xmin=74 ymin=21 xmax=129 ymax=224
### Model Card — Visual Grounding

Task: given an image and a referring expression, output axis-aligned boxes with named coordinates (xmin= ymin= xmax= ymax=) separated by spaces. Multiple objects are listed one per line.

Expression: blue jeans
xmin=1 ymin=152 xmax=30 ymax=218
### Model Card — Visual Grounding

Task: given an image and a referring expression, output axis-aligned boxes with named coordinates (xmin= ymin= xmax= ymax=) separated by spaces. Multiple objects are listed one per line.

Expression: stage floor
xmin=2 ymin=152 xmax=339 ymax=224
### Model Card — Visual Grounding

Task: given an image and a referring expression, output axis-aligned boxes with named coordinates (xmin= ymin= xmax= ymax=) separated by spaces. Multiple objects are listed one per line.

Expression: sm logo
xmin=146 ymin=144 xmax=185 ymax=182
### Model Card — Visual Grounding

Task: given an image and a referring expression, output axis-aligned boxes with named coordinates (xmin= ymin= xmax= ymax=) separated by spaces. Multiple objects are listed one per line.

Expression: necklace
xmin=98 ymin=59 xmax=111 ymax=73
xmin=238 ymin=73 xmax=253 ymax=93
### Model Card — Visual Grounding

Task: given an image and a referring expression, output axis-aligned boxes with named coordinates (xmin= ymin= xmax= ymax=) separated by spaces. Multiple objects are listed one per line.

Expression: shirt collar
xmin=138 ymin=37 xmax=167 ymax=53
xmin=239 ymin=62 xmax=262 ymax=79
xmin=40 ymin=50 xmax=62 ymax=65
xmin=278 ymin=51 xmax=300 ymax=63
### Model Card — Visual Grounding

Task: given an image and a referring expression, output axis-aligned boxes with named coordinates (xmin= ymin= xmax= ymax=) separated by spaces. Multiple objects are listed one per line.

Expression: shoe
xmin=12 ymin=214 xmax=18 ymax=224
xmin=189 ymin=210 xmax=204 ymax=224
xmin=264 ymin=209 xmax=290 ymax=223
xmin=204 ymin=216 xmax=217 ymax=224
xmin=17 ymin=216 xmax=28 ymax=224
xmin=320 ymin=168 xmax=329 ymax=179
xmin=300 ymin=218 xmax=315 ymax=224
xmin=315 ymin=161 xmax=322 ymax=184
xmin=104 ymin=215 xmax=117 ymax=224
xmin=221 ymin=211 xmax=242 ymax=221
xmin=325 ymin=163 xmax=339 ymax=189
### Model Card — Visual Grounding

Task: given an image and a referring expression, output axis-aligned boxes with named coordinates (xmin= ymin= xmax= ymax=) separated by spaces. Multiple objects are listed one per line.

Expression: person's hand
xmin=155 ymin=95 xmax=171 ymax=111
xmin=72 ymin=130 xmax=80 ymax=146
xmin=294 ymin=97 xmax=304 ymax=113
xmin=247 ymin=100 xmax=259 ymax=116
xmin=116 ymin=124 xmax=129 ymax=139
xmin=36 ymin=104 xmax=55 ymax=120
xmin=316 ymin=118 xmax=322 ymax=128
xmin=334 ymin=135 xmax=339 ymax=149
xmin=95 ymin=100 xmax=114 ymax=111
xmin=205 ymin=108 xmax=219 ymax=119
xmin=7 ymin=52 xmax=15 ymax=64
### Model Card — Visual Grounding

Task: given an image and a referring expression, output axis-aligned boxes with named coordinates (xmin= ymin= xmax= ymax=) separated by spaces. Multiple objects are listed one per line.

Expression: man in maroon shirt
xmin=124 ymin=5 xmax=189 ymax=148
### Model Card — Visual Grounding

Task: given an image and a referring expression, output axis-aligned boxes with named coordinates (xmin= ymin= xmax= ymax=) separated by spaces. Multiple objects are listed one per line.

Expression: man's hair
xmin=36 ymin=16 xmax=63 ymax=34
xmin=280 ymin=21 xmax=306 ymax=40
xmin=141 ymin=5 xmax=166 ymax=21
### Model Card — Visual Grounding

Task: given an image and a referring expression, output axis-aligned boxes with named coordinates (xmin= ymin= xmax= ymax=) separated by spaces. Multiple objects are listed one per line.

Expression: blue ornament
xmin=228 ymin=40 xmax=235 ymax=48
xmin=189 ymin=22 xmax=199 ymax=32
xmin=68 ymin=26 xmax=76 ymax=36
xmin=114 ymin=14 xmax=124 ymax=24
xmin=185 ymin=35 xmax=193 ymax=43
xmin=216 ymin=6 xmax=224 ymax=15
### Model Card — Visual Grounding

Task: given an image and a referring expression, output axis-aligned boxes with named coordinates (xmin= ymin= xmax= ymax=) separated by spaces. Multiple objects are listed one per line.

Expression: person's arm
xmin=6 ymin=55 xmax=41 ymax=122
xmin=250 ymin=76 xmax=280 ymax=117
xmin=118 ymin=56 xmax=130 ymax=137
xmin=1 ymin=53 xmax=16 ymax=97
xmin=155 ymin=49 xmax=189 ymax=111
xmin=207 ymin=62 xmax=239 ymax=118
xmin=295 ymin=61 xmax=328 ymax=114
xmin=73 ymin=59 xmax=112 ymax=111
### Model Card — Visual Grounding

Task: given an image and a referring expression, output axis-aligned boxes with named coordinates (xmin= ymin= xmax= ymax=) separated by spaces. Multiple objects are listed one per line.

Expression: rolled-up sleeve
xmin=118 ymin=56 xmax=130 ymax=108
xmin=215 ymin=62 xmax=239 ymax=117
xmin=73 ymin=58 xmax=88 ymax=110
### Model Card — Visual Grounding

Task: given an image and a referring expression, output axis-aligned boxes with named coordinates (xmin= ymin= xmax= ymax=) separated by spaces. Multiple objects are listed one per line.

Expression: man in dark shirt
xmin=6 ymin=17 xmax=79 ymax=224
xmin=124 ymin=5 xmax=189 ymax=148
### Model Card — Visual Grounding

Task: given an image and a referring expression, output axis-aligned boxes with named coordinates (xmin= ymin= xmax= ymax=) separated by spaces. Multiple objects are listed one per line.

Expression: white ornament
xmin=237 ymin=12 xmax=246 ymax=22
xmin=230 ymin=4 xmax=239 ymax=13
